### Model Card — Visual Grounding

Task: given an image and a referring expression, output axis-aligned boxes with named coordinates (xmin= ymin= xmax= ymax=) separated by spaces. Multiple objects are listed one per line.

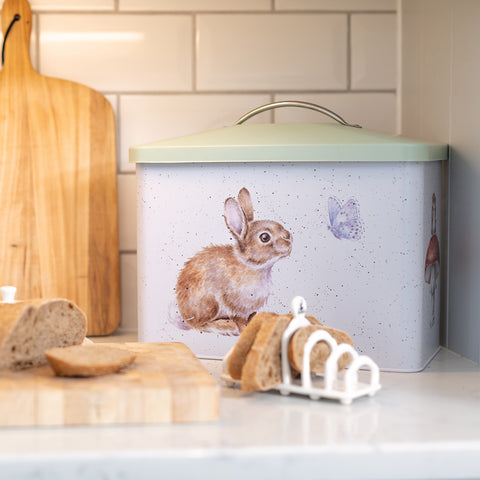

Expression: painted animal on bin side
xmin=175 ymin=187 xmax=292 ymax=334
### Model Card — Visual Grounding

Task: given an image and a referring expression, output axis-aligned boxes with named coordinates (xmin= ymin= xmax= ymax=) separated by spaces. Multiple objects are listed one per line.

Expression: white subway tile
xmin=117 ymin=174 xmax=137 ymax=251
xmin=0 ymin=0 xmax=114 ymax=10
xmin=24 ymin=0 xmax=114 ymax=10
xmin=196 ymin=14 xmax=347 ymax=91
xmin=275 ymin=0 xmax=396 ymax=10
xmin=38 ymin=14 xmax=192 ymax=92
xmin=120 ymin=93 xmax=271 ymax=172
xmin=120 ymin=253 xmax=138 ymax=333
xmin=351 ymin=13 xmax=397 ymax=90
xmin=274 ymin=93 xmax=397 ymax=134
xmin=119 ymin=0 xmax=270 ymax=11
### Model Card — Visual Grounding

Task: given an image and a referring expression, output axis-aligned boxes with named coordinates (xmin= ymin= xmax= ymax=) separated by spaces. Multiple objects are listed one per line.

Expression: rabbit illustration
xmin=175 ymin=188 xmax=292 ymax=334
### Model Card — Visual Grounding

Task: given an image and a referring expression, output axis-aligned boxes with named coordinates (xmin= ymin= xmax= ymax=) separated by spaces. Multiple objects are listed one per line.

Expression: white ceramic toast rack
xmin=222 ymin=296 xmax=381 ymax=405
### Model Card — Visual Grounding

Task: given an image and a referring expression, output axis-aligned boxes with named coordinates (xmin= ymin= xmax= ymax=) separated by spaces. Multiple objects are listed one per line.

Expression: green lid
xmin=129 ymin=123 xmax=447 ymax=164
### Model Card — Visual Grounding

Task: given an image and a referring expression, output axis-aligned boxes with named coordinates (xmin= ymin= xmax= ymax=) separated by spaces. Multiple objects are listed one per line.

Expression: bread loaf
xmin=288 ymin=324 xmax=354 ymax=373
xmin=0 ymin=299 xmax=86 ymax=370
xmin=46 ymin=344 xmax=136 ymax=377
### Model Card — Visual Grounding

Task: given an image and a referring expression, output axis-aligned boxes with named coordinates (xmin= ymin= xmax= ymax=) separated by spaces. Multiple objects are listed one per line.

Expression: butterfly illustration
xmin=328 ymin=197 xmax=365 ymax=240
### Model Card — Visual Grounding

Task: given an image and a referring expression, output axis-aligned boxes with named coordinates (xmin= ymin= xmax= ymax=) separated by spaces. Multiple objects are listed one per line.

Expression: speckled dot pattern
xmin=137 ymin=160 xmax=443 ymax=371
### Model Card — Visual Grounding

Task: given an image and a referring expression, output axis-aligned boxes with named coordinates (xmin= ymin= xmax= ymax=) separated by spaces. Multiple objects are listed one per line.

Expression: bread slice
xmin=227 ymin=312 xmax=271 ymax=380
xmin=0 ymin=299 xmax=87 ymax=370
xmin=227 ymin=312 xmax=322 ymax=382
xmin=240 ymin=314 xmax=293 ymax=392
xmin=46 ymin=344 xmax=136 ymax=377
xmin=288 ymin=325 xmax=354 ymax=373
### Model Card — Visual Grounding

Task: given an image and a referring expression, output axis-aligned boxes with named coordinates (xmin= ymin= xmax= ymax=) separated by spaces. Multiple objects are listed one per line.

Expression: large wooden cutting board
xmin=0 ymin=342 xmax=219 ymax=426
xmin=0 ymin=0 xmax=119 ymax=335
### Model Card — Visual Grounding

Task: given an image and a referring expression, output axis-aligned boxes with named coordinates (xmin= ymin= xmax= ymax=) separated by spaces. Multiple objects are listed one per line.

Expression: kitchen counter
xmin=0 ymin=337 xmax=479 ymax=480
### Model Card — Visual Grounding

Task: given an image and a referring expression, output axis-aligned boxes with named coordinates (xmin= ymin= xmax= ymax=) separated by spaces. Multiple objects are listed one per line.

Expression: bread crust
xmin=227 ymin=312 xmax=274 ymax=380
xmin=241 ymin=314 xmax=292 ymax=392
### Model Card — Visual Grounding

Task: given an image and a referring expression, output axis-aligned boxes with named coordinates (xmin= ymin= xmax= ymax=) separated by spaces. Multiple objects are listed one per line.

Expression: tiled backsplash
xmin=1 ymin=0 xmax=397 ymax=333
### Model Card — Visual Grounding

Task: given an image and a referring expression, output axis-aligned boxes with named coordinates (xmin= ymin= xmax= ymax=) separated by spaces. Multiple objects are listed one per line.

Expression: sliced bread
xmin=288 ymin=325 xmax=354 ymax=373
xmin=240 ymin=314 xmax=292 ymax=392
xmin=228 ymin=311 xmax=355 ymax=392
xmin=227 ymin=312 xmax=322 ymax=382
xmin=46 ymin=344 xmax=136 ymax=377
xmin=0 ymin=299 xmax=87 ymax=370
xmin=227 ymin=311 xmax=271 ymax=380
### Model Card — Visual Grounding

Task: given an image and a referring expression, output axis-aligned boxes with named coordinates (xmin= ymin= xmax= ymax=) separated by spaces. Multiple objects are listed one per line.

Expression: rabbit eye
xmin=259 ymin=232 xmax=271 ymax=243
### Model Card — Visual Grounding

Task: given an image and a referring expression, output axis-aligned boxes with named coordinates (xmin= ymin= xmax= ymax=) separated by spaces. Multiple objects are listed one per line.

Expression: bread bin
xmin=130 ymin=102 xmax=448 ymax=372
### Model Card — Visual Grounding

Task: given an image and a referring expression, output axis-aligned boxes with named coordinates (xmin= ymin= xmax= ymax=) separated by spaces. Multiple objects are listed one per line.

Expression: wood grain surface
xmin=0 ymin=342 xmax=219 ymax=426
xmin=0 ymin=0 xmax=120 ymax=335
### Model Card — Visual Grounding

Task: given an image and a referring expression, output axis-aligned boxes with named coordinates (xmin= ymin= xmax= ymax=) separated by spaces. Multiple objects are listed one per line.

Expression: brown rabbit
xmin=176 ymin=188 xmax=292 ymax=334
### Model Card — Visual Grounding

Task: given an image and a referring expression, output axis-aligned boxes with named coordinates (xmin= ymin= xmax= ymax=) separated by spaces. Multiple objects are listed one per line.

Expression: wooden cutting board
xmin=0 ymin=0 xmax=120 ymax=335
xmin=0 ymin=342 xmax=219 ymax=426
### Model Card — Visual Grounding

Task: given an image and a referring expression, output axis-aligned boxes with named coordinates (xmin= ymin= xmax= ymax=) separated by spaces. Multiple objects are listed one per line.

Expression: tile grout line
xmin=116 ymin=94 xmax=121 ymax=174
xmin=347 ymin=13 xmax=352 ymax=91
xmin=192 ymin=14 xmax=197 ymax=92
xmin=102 ymin=89 xmax=396 ymax=96
xmin=29 ymin=10 xmax=396 ymax=15
xmin=395 ymin=0 xmax=402 ymax=134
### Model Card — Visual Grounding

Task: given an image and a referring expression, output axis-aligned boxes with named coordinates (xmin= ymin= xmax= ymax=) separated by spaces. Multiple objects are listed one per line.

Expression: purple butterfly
xmin=328 ymin=197 xmax=365 ymax=240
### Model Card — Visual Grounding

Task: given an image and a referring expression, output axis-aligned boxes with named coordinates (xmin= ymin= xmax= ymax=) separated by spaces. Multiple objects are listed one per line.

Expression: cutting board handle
xmin=1 ymin=0 xmax=34 ymax=74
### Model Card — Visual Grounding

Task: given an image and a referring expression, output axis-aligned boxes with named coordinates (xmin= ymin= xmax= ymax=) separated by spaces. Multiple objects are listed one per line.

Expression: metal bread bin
xmin=130 ymin=102 xmax=447 ymax=372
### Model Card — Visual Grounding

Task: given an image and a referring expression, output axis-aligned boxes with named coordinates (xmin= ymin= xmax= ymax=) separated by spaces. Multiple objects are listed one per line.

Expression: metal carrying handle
xmin=234 ymin=101 xmax=362 ymax=128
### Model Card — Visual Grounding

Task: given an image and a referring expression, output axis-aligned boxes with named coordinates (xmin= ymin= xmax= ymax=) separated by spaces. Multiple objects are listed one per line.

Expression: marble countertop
xmin=0 ymin=337 xmax=479 ymax=480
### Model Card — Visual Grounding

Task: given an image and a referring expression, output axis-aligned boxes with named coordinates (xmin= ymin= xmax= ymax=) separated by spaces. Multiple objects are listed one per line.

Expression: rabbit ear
xmin=224 ymin=197 xmax=247 ymax=239
xmin=237 ymin=188 xmax=254 ymax=222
